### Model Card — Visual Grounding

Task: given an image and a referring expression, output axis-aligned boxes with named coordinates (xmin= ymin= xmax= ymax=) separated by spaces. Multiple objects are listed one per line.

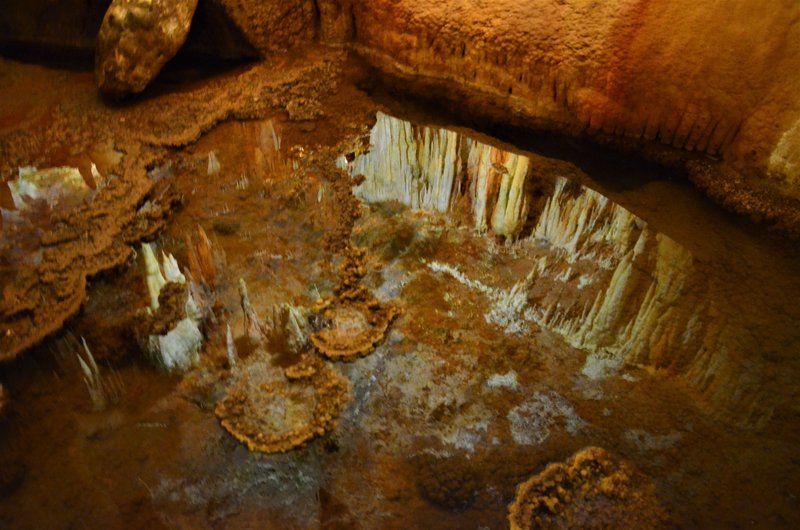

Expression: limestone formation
xmin=96 ymin=0 xmax=199 ymax=98
xmin=508 ymin=447 xmax=668 ymax=530
xmin=355 ymin=113 xmax=791 ymax=428
xmin=206 ymin=0 xmax=317 ymax=55
xmin=0 ymin=168 xmax=179 ymax=363
xmin=136 ymin=244 xmax=204 ymax=373
xmin=309 ymin=243 xmax=400 ymax=362
xmin=310 ymin=297 xmax=399 ymax=362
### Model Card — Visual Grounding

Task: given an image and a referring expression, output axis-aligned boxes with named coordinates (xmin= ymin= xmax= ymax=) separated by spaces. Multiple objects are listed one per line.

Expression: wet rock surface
xmin=0 ymin=44 xmax=799 ymax=530
xmin=95 ymin=0 xmax=199 ymax=98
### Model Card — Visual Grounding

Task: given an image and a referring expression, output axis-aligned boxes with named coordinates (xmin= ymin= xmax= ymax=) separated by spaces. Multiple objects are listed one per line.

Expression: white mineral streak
xmin=141 ymin=243 xmax=203 ymax=372
xmin=532 ymin=176 xmax=642 ymax=262
xmin=428 ymin=260 xmax=541 ymax=334
xmin=8 ymin=166 xmax=92 ymax=211
xmin=207 ymin=151 xmax=220 ymax=175
xmin=350 ymin=113 xmax=461 ymax=212
xmin=349 ymin=112 xmax=531 ymax=238
xmin=226 ymin=323 xmax=238 ymax=369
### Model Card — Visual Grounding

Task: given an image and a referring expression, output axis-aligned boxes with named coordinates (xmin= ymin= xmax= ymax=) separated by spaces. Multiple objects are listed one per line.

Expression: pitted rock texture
xmin=96 ymin=0 xmax=199 ymax=98
xmin=338 ymin=0 xmax=800 ymax=233
xmin=210 ymin=0 xmax=317 ymax=54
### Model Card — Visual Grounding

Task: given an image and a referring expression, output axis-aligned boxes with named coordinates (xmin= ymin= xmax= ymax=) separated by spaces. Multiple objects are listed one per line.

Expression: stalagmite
xmin=142 ymin=243 xmax=167 ymax=312
xmin=263 ymin=303 xmax=309 ymax=357
xmin=139 ymin=244 xmax=205 ymax=372
xmin=238 ymin=278 xmax=265 ymax=345
xmin=226 ymin=323 xmax=238 ymax=369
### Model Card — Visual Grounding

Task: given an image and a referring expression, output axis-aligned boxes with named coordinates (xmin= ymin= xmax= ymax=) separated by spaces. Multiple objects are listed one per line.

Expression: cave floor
xmin=1 ymin=49 xmax=800 ymax=529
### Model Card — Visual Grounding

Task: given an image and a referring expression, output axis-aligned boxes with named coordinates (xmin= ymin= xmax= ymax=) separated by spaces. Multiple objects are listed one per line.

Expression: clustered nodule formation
xmin=508 ymin=447 xmax=669 ymax=530
xmin=310 ymin=245 xmax=401 ymax=362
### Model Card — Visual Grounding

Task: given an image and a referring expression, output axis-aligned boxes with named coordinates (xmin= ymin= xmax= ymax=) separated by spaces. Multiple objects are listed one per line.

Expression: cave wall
xmin=332 ymin=0 xmax=800 ymax=230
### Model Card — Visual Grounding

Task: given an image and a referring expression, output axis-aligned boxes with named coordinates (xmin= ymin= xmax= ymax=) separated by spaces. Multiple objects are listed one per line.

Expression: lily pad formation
xmin=310 ymin=245 xmax=400 ymax=362
xmin=215 ymin=359 xmax=350 ymax=454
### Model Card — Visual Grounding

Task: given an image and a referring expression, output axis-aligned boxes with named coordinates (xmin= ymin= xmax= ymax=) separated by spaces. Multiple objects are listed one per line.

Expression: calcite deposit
xmin=508 ymin=447 xmax=668 ymax=530
xmin=215 ymin=359 xmax=350 ymax=454
xmin=310 ymin=240 xmax=400 ymax=363
xmin=343 ymin=0 xmax=800 ymax=232
xmin=5 ymin=0 xmax=800 ymax=230
xmin=0 ymin=168 xmax=179 ymax=362
xmin=350 ymin=113 xmax=796 ymax=428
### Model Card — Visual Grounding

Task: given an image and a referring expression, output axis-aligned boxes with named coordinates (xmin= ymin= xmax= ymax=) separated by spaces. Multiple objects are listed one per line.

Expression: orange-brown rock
xmin=310 ymin=299 xmax=399 ymax=362
xmin=215 ymin=360 xmax=350 ymax=454
xmin=96 ymin=0 xmax=199 ymax=98
xmin=209 ymin=0 xmax=317 ymax=54
xmin=309 ymin=243 xmax=400 ymax=362
xmin=508 ymin=447 xmax=668 ymax=530
xmin=339 ymin=0 xmax=800 ymax=233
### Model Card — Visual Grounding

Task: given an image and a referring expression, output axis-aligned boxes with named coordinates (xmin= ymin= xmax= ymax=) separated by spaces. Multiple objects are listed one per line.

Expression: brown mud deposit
xmin=0 ymin=42 xmax=799 ymax=530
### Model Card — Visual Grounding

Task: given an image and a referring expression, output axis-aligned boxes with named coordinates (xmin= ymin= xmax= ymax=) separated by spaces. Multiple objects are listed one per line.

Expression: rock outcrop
xmin=96 ymin=0 xmax=199 ymax=98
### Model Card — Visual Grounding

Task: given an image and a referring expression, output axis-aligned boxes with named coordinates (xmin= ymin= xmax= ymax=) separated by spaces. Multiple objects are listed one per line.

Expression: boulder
xmin=95 ymin=0 xmax=199 ymax=98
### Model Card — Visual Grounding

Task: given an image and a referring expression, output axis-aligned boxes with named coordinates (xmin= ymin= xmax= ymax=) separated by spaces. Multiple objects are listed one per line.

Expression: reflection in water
xmin=342 ymin=112 xmax=799 ymax=429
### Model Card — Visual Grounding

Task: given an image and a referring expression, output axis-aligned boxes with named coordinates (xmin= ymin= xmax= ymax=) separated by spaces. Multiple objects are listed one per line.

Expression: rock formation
xmin=349 ymin=113 xmax=796 ymax=428
xmin=508 ymin=447 xmax=668 ymax=529
xmin=341 ymin=0 xmax=800 ymax=233
xmin=215 ymin=358 xmax=350 ymax=454
xmin=96 ymin=0 xmax=199 ymax=97
xmin=4 ymin=0 xmax=800 ymax=230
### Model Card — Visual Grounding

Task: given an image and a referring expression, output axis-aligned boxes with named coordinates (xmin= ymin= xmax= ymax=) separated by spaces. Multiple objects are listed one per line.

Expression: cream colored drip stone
xmin=535 ymin=232 xmax=700 ymax=372
xmin=532 ymin=176 xmax=641 ymax=260
xmin=768 ymin=117 xmax=800 ymax=188
xmin=140 ymin=243 xmax=204 ymax=372
xmin=349 ymin=113 xmax=532 ymax=238
xmin=350 ymin=113 xmax=462 ymax=212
